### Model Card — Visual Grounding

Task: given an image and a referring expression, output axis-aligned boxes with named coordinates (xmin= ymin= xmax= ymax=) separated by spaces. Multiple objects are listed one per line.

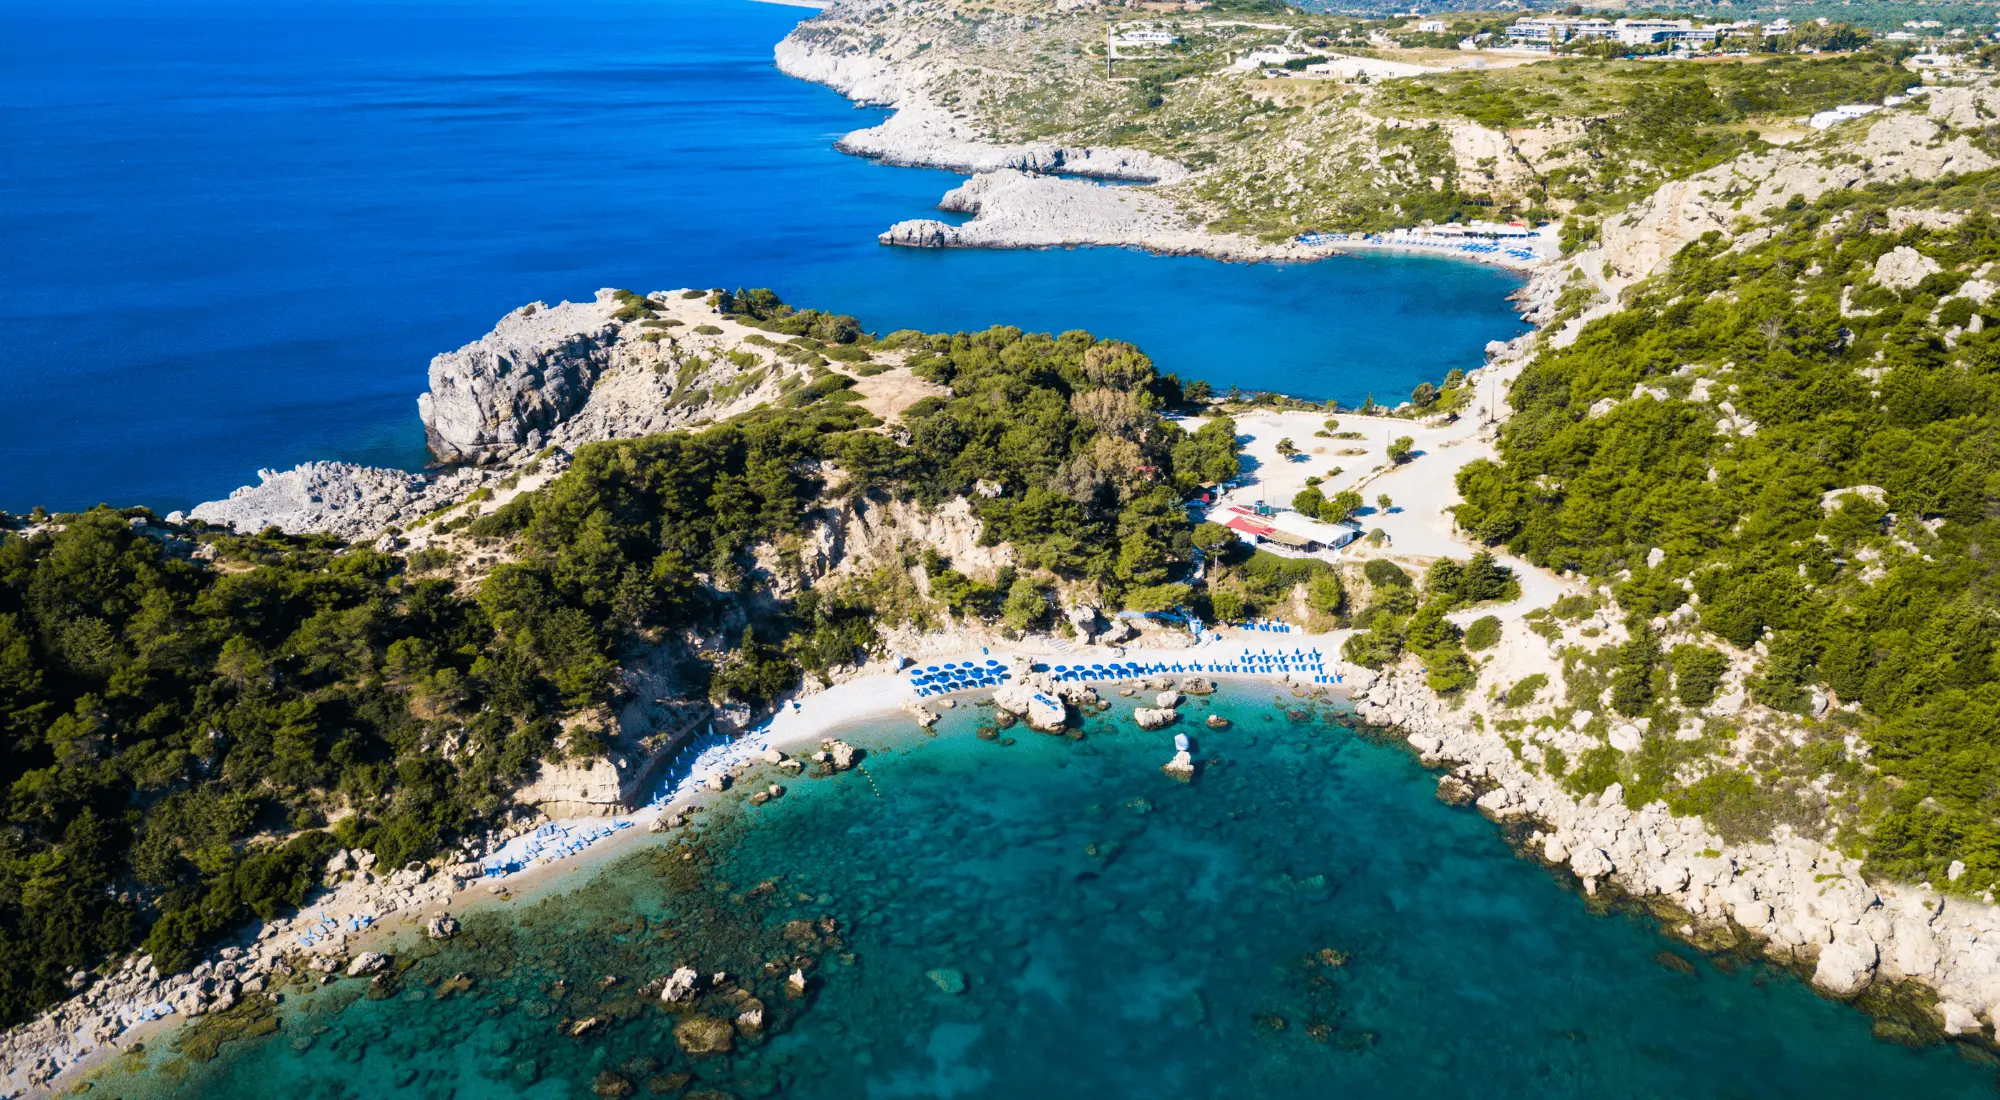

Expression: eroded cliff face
xmin=188 ymin=289 xmax=886 ymax=539
xmin=417 ymin=293 xmax=623 ymax=465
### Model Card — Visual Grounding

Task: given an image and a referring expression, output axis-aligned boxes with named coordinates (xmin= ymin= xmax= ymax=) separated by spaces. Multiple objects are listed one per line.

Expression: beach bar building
xmin=1216 ymin=505 xmax=1359 ymax=554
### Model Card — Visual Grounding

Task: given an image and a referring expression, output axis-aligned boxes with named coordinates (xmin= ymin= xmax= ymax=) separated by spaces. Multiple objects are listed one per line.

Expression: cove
xmin=94 ymin=689 xmax=1996 ymax=1098
xmin=0 ymin=0 xmax=1524 ymax=515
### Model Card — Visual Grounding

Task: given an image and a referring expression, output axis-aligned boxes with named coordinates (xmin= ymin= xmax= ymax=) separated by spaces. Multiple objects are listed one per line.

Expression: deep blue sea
xmin=97 ymin=691 xmax=1998 ymax=1098
xmin=0 ymin=0 xmax=1524 ymax=514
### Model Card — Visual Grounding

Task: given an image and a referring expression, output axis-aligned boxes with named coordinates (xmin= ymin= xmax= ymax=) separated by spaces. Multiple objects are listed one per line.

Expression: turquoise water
xmin=100 ymin=689 xmax=1997 ymax=1098
xmin=0 ymin=0 xmax=1525 ymax=514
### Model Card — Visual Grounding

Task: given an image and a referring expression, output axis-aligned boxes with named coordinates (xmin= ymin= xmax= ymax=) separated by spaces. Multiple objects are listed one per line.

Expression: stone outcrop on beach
xmin=993 ymin=682 xmax=1068 ymax=732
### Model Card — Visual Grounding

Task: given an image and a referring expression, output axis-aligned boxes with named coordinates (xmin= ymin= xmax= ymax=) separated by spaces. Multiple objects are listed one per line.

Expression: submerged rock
xmin=673 ymin=1015 xmax=735 ymax=1055
xmin=925 ymin=968 xmax=967 ymax=995
xmin=1206 ymin=714 xmax=1231 ymax=730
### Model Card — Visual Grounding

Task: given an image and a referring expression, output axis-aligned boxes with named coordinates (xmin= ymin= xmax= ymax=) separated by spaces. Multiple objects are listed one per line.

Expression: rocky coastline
xmin=1351 ymin=667 xmax=2000 ymax=1047
xmin=771 ymin=11 xmax=1319 ymax=266
xmin=774 ymin=6 xmax=1558 ymax=271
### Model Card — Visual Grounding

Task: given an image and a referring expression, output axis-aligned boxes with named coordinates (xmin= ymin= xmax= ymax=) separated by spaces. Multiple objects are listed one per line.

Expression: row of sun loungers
xmin=908 ymin=658 xmax=1013 ymax=695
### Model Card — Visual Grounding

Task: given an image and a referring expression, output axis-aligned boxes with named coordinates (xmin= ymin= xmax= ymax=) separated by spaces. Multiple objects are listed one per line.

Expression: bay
xmin=96 ymin=689 xmax=1996 ymax=1098
xmin=0 ymin=0 xmax=1524 ymax=513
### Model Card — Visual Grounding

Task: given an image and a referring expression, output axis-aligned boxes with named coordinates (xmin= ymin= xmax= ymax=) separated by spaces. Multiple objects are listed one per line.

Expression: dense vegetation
xmin=1454 ymin=169 xmax=2000 ymax=890
xmin=0 ymin=514 xmax=561 ymax=1022
xmin=0 ymin=300 xmax=1242 ymax=1027
xmin=1341 ymin=551 xmax=1518 ymax=693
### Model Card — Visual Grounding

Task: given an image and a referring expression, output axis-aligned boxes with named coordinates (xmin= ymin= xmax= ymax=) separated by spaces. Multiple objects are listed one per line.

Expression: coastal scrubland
xmin=1457 ymin=172 xmax=2000 ymax=890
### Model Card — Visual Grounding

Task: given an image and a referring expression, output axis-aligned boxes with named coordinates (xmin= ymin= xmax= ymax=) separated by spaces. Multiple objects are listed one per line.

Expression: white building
xmin=1816 ymin=103 xmax=1872 ymax=129
xmin=1415 ymin=19 xmax=1447 ymax=33
xmin=1505 ymin=17 xmax=1614 ymax=46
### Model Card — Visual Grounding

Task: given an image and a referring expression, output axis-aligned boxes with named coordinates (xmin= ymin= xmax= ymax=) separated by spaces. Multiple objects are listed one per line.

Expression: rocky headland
xmin=773 ymin=3 xmax=1315 ymax=264
xmin=187 ymin=288 xmax=923 ymax=541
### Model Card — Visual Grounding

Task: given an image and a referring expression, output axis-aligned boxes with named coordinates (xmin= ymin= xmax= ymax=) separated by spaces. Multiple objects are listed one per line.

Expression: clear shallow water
xmin=100 ymin=690 xmax=1997 ymax=1098
xmin=0 ymin=0 xmax=1525 ymax=513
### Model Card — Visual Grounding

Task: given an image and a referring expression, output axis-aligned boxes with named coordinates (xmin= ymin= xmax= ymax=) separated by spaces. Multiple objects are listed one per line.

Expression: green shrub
xmin=1464 ymin=615 xmax=1501 ymax=651
xmin=1503 ymin=672 xmax=1548 ymax=706
xmin=1672 ymin=644 xmax=1729 ymax=708
xmin=1364 ymin=559 xmax=1412 ymax=589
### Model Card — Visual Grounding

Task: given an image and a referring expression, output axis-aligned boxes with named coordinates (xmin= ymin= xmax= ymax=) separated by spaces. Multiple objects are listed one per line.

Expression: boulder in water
xmin=1435 ymin=776 xmax=1476 ymax=807
xmin=346 ymin=952 xmax=389 ymax=977
xmin=822 ymin=740 xmax=860 ymax=771
xmin=925 ymin=968 xmax=967 ymax=995
xmin=1161 ymin=750 xmax=1195 ymax=783
xmin=659 ymin=966 xmax=700 ymax=1004
xmin=1134 ymin=707 xmax=1178 ymax=730
xmin=1206 ymin=714 xmax=1231 ymax=730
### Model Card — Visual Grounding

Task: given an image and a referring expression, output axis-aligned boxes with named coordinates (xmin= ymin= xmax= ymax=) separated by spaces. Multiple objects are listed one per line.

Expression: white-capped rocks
xmin=1161 ymin=750 xmax=1195 ymax=783
xmin=660 ymin=966 xmax=700 ymax=1004
xmin=1134 ymin=707 xmax=1178 ymax=731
